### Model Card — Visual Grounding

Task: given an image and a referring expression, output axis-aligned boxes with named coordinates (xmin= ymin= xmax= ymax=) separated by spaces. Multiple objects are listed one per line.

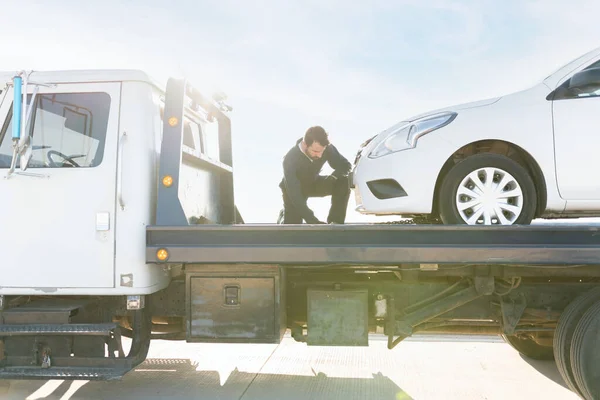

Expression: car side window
xmin=584 ymin=60 xmax=600 ymax=71
xmin=551 ymin=60 xmax=600 ymax=101
xmin=0 ymin=92 xmax=111 ymax=168
xmin=573 ymin=60 xmax=600 ymax=98
xmin=568 ymin=85 xmax=600 ymax=99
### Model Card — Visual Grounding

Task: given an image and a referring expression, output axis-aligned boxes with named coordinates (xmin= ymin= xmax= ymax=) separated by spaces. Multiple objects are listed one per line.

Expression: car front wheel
xmin=438 ymin=153 xmax=537 ymax=225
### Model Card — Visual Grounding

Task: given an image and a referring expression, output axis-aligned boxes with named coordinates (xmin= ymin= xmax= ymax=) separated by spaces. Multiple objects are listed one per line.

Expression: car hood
xmin=403 ymin=96 xmax=503 ymax=122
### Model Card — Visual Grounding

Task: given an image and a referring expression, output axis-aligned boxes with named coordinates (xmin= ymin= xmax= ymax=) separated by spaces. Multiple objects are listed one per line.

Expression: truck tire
xmin=502 ymin=334 xmax=555 ymax=360
xmin=570 ymin=300 xmax=600 ymax=400
xmin=554 ymin=287 xmax=600 ymax=398
xmin=439 ymin=153 xmax=537 ymax=225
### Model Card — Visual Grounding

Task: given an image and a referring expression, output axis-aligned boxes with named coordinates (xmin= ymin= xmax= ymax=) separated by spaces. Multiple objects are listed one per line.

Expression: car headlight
xmin=368 ymin=112 xmax=457 ymax=158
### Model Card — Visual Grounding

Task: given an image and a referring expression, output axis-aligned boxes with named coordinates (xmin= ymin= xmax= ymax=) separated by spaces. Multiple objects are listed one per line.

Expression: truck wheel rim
xmin=455 ymin=167 xmax=524 ymax=225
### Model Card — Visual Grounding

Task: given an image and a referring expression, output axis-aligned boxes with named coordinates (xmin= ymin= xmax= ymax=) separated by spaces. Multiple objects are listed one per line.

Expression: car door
xmin=0 ymin=80 xmax=120 ymax=289
xmin=551 ymin=60 xmax=600 ymax=200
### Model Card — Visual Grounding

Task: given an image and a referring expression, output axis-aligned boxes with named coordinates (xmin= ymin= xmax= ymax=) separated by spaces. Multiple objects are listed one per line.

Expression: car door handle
xmin=117 ymin=131 xmax=127 ymax=210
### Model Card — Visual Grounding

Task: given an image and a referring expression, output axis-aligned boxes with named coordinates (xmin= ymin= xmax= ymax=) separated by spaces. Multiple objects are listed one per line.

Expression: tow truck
xmin=0 ymin=70 xmax=599 ymax=399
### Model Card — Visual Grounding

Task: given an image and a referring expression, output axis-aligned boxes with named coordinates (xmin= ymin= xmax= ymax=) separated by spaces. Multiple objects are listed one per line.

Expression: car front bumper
xmin=351 ymin=136 xmax=456 ymax=215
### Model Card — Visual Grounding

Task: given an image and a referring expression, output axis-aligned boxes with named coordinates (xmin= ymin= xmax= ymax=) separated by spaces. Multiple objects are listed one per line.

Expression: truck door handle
xmin=117 ymin=131 xmax=127 ymax=210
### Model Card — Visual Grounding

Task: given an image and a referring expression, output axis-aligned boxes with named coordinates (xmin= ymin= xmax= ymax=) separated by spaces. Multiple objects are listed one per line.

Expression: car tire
xmin=438 ymin=153 xmax=537 ymax=225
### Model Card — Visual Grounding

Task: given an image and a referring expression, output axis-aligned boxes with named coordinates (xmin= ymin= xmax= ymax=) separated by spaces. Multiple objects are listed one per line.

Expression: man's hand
xmin=326 ymin=172 xmax=349 ymax=182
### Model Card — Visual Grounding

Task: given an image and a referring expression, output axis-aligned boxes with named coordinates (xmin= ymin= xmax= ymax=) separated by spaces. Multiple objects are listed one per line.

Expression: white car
xmin=352 ymin=46 xmax=600 ymax=225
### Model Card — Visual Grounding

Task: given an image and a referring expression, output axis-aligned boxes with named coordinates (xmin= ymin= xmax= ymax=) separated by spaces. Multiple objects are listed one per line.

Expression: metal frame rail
xmin=146 ymin=223 xmax=600 ymax=265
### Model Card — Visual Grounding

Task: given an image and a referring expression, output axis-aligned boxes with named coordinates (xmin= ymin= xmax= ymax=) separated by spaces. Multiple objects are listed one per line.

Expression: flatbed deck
xmin=146 ymin=223 xmax=600 ymax=265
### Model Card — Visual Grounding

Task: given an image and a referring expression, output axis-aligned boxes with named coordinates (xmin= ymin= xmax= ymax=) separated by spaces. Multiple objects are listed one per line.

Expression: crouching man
xmin=278 ymin=126 xmax=352 ymax=224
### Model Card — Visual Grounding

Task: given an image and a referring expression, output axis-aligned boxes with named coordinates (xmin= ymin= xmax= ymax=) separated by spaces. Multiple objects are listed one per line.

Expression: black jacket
xmin=279 ymin=138 xmax=351 ymax=223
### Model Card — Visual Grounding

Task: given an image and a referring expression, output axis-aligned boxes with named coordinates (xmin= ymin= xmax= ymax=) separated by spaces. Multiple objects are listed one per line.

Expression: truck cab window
xmin=0 ymin=92 xmax=111 ymax=168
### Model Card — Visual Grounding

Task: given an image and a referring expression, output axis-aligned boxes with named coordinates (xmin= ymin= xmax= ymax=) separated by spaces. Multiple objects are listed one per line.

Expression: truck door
xmin=0 ymin=81 xmax=120 ymax=289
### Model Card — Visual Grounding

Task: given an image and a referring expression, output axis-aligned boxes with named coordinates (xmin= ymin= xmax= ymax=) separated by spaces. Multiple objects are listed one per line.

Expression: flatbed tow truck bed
xmin=145 ymin=77 xmax=600 ymax=399
xmin=141 ymin=77 xmax=600 ymax=399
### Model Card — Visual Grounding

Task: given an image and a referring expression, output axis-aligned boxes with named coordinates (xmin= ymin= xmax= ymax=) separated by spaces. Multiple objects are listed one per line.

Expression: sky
xmin=1 ymin=0 xmax=599 ymax=223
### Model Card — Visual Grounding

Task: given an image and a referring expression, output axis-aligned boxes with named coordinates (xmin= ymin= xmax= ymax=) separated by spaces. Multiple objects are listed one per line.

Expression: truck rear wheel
xmin=570 ymin=300 xmax=600 ymax=400
xmin=502 ymin=333 xmax=554 ymax=360
xmin=553 ymin=287 xmax=600 ymax=398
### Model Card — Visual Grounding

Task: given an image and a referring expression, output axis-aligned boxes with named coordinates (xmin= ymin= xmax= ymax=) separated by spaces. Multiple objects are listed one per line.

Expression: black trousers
xmin=280 ymin=175 xmax=350 ymax=224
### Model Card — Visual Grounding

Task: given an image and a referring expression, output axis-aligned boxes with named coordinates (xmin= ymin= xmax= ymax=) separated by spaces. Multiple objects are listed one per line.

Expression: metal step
xmin=0 ymin=323 xmax=118 ymax=336
xmin=0 ymin=366 xmax=127 ymax=380
xmin=2 ymin=299 xmax=88 ymax=324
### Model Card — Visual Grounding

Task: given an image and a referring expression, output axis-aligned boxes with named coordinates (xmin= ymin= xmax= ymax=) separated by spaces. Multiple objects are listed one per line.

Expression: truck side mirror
xmin=568 ymin=67 xmax=600 ymax=91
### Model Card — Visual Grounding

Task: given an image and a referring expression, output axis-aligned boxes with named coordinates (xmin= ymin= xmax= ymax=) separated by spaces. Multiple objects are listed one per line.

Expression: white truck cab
xmin=0 ymin=70 xmax=224 ymax=294
xmin=0 ymin=70 xmax=239 ymax=380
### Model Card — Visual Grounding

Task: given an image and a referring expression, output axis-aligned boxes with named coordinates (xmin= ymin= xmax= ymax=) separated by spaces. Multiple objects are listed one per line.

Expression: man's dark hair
xmin=304 ymin=126 xmax=330 ymax=147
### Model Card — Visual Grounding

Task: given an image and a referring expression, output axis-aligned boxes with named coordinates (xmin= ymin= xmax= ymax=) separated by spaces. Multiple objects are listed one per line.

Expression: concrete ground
xmin=0 ymin=333 xmax=578 ymax=400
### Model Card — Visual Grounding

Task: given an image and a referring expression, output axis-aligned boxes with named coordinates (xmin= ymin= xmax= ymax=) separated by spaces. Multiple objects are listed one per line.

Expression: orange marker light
xmin=162 ymin=175 xmax=173 ymax=187
xmin=156 ymin=248 xmax=169 ymax=261
xmin=168 ymin=117 xmax=178 ymax=127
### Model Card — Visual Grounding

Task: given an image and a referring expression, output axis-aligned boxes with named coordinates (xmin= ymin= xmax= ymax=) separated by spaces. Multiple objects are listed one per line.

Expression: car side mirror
xmin=568 ymin=67 xmax=600 ymax=91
